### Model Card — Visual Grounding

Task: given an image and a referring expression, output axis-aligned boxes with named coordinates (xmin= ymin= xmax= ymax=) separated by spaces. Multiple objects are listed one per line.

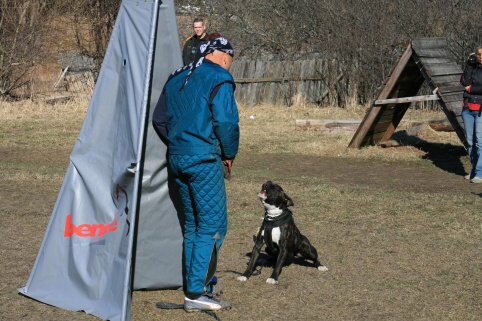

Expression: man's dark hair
xmin=193 ymin=17 xmax=204 ymax=26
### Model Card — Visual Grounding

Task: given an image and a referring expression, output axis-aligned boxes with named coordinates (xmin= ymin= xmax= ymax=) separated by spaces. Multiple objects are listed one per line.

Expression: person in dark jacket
xmin=153 ymin=37 xmax=238 ymax=312
xmin=182 ymin=17 xmax=208 ymax=65
xmin=461 ymin=45 xmax=482 ymax=183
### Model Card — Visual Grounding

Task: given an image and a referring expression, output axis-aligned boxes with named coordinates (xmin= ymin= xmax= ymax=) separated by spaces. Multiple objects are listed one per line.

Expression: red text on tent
xmin=64 ymin=214 xmax=118 ymax=238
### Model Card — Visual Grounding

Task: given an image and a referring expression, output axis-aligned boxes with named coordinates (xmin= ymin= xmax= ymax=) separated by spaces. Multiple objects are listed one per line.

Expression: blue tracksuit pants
xmin=168 ymin=154 xmax=227 ymax=296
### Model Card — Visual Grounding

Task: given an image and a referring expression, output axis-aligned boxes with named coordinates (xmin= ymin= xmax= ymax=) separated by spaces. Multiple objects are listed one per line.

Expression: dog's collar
xmin=264 ymin=210 xmax=292 ymax=227
xmin=265 ymin=207 xmax=283 ymax=218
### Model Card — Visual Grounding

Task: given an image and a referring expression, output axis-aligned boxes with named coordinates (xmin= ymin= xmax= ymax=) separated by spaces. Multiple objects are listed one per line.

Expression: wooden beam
xmin=234 ymin=77 xmax=325 ymax=84
xmin=381 ymin=104 xmax=411 ymax=142
xmin=348 ymin=43 xmax=414 ymax=148
xmin=295 ymin=119 xmax=361 ymax=132
xmin=438 ymin=85 xmax=464 ymax=94
xmin=374 ymin=88 xmax=439 ymax=105
xmin=53 ymin=66 xmax=69 ymax=89
xmin=413 ymin=48 xmax=452 ymax=58
xmin=411 ymin=37 xmax=448 ymax=49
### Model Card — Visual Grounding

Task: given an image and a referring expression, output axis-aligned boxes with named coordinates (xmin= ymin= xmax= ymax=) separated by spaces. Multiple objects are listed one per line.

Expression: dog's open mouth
xmin=258 ymin=190 xmax=267 ymax=199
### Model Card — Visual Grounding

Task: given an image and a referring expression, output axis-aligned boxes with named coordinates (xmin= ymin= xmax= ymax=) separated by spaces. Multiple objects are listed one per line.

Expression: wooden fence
xmin=33 ymin=54 xmax=368 ymax=107
xmin=52 ymin=53 xmax=96 ymax=102
xmin=230 ymin=55 xmax=354 ymax=106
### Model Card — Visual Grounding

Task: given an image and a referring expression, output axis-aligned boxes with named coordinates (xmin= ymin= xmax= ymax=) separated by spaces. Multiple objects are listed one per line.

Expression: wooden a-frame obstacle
xmin=349 ymin=37 xmax=467 ymax=149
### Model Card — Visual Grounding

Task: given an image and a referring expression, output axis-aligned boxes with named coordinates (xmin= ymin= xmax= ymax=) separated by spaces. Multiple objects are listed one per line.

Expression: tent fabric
xmin=18 ymin=1 xmax=184 ymax=320
xmin=134 ymin=0 xmax=184 ymax=290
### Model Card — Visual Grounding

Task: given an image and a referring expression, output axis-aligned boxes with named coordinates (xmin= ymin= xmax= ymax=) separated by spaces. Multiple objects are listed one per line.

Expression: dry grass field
xmin=1 ymin=100 xmax=481 ymax=321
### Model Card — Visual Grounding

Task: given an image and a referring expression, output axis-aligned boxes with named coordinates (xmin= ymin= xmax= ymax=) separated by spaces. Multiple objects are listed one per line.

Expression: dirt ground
xmin=1 ymin=137 xmax=481 ymax=321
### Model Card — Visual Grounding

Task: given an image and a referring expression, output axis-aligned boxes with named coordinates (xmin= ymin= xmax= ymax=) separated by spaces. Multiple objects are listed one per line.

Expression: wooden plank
xmin=440 ymin=93 xmax=463 ymax=104
xmin=375 ymin=93 xmax=439 ymax=105
xmin=437 ymin=100 xmax=468 ymax=148
xmin=435 ymin=82 xmax=463 ymax=89
xmin=438 ymin=85 xmax=464 ymax=94
xmin=373 ymin=118 xmax=392 ymax=128
xmin=455 ymin=117 xmax=465 ymax=130
xmin=451 ymin=105 xmax=464 ymax=114
xmin=419 ymin=61 xmax=461 ymax=72
xmin=419 ymin=57 xmax=454 ymax=64
xmin=382 ymin=104 xmax=411 ymax=142
xmin=360 ymin=131 xmax=386 ymax=145
xmin=295 ymin=119 xmax=362 ymax=132
xmin=378 ymin=113 xmax=397 ymax=124
xmin=325 ymin=120 xmax=362 ymax=127
xmin=348 ymin=105 xmax=386 ymax=148
xmin=430 ymin=74 xmax=462 ymax=85
xmin=425 ymin=65 xmax=463 ymax=77
xmin=45 ymin=95 xmax=73 ymax=105
xmin=234 ymin=77 xmax=328 ymax=83
xmin=442 ymin=98 xmax=463 ymax=106
xmin=377 ymin=44 xmax=414 ymax=100
xmin=412 ymin=37 xmax=447 ymax=49
xmin=445 ymin=101 xmax=463 ymax=110
xmin=230 ymin=61 xmax=240 ymax=78
xmin=446 ymin=100 xmax=462 ymax=107
xmin=439 ymin=89 xmax=463 ymax=97
xmin=364 ymin=126 xmax=390 ymax=137
xmin=378 ymin=108 xmax=396 ymax=120
xmin=413 ymin=48 xmax=452 ymax=58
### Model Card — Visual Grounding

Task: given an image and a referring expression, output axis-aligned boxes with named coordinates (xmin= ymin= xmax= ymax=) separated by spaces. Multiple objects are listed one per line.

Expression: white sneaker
xmin=470 ymin=176 xmax=482 ymax=183
xmin=184 ymin=294 xmax=231 ymax=312
xmin=465 ymin=174 xmax=471 ymax=180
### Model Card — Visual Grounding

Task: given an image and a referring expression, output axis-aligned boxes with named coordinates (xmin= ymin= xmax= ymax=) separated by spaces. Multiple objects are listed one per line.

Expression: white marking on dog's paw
xmin=266 ymin=278 xmax=278 ymax=284
xmin=318 ymin=265 xmax=329 ymax=272
xmin=236 ymin=276 xmax=248 ymax=282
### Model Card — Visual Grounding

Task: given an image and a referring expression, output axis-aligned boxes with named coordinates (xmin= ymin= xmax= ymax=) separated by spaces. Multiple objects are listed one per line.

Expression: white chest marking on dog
xmin=263 ymin=202 xmax=283 ymax=217
xmin=271 ymin=227 xmax=281 ymax=245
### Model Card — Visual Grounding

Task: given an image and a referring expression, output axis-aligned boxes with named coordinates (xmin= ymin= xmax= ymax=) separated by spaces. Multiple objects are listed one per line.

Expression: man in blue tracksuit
xmin=153 ymin=37 xmax=239 ymax=312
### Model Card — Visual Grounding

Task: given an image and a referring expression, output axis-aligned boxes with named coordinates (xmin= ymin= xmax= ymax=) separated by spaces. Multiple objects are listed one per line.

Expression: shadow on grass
xmin=237 ymin=251 xmax=320 ymax=276
xmin=388 ymin=130 xmax=468 ymax=176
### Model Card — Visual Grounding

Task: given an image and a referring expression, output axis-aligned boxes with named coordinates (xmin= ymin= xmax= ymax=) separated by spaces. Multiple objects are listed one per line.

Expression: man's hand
xmin=222 ymin=159 xmax=233 ymax=174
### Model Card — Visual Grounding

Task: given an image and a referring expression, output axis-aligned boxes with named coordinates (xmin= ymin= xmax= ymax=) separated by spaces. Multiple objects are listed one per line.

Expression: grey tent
xmin=18 ymin=1 xmax=184 ymax=320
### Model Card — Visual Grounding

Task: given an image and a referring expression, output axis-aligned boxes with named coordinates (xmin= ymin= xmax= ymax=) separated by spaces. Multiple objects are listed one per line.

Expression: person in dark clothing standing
xmin=461 ymin=45 xmax=482 ymax=183
xmin=182 ymin=17 xmax=208 ymax=65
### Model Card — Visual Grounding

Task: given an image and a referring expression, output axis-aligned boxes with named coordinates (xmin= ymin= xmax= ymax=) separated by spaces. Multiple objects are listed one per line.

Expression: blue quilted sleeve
xmin=211 ymin=81 xmax=239 ymax=159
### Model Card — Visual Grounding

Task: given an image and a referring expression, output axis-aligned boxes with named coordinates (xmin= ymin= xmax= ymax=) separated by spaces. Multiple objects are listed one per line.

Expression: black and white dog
xmin=237 ymin=181 xmax=328 ymax=284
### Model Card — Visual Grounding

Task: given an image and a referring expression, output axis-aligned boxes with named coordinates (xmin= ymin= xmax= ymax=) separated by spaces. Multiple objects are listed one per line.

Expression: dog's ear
xmin=284 ymin=193 xmax=294 ymax=207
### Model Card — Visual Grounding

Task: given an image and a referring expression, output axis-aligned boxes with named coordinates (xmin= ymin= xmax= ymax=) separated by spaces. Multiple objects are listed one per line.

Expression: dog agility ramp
xmin=349 ymin=37 xmax=467 ymax=149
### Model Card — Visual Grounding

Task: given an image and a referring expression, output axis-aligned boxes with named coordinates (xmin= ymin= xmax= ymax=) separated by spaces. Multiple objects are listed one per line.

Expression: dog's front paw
xmin=266 ymin=278 xmax=278 ymax=284
xmin=318 ymin=265 xmax=329 ymax=272
xmin=236 ymin=275 xmax=248 ymax=282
